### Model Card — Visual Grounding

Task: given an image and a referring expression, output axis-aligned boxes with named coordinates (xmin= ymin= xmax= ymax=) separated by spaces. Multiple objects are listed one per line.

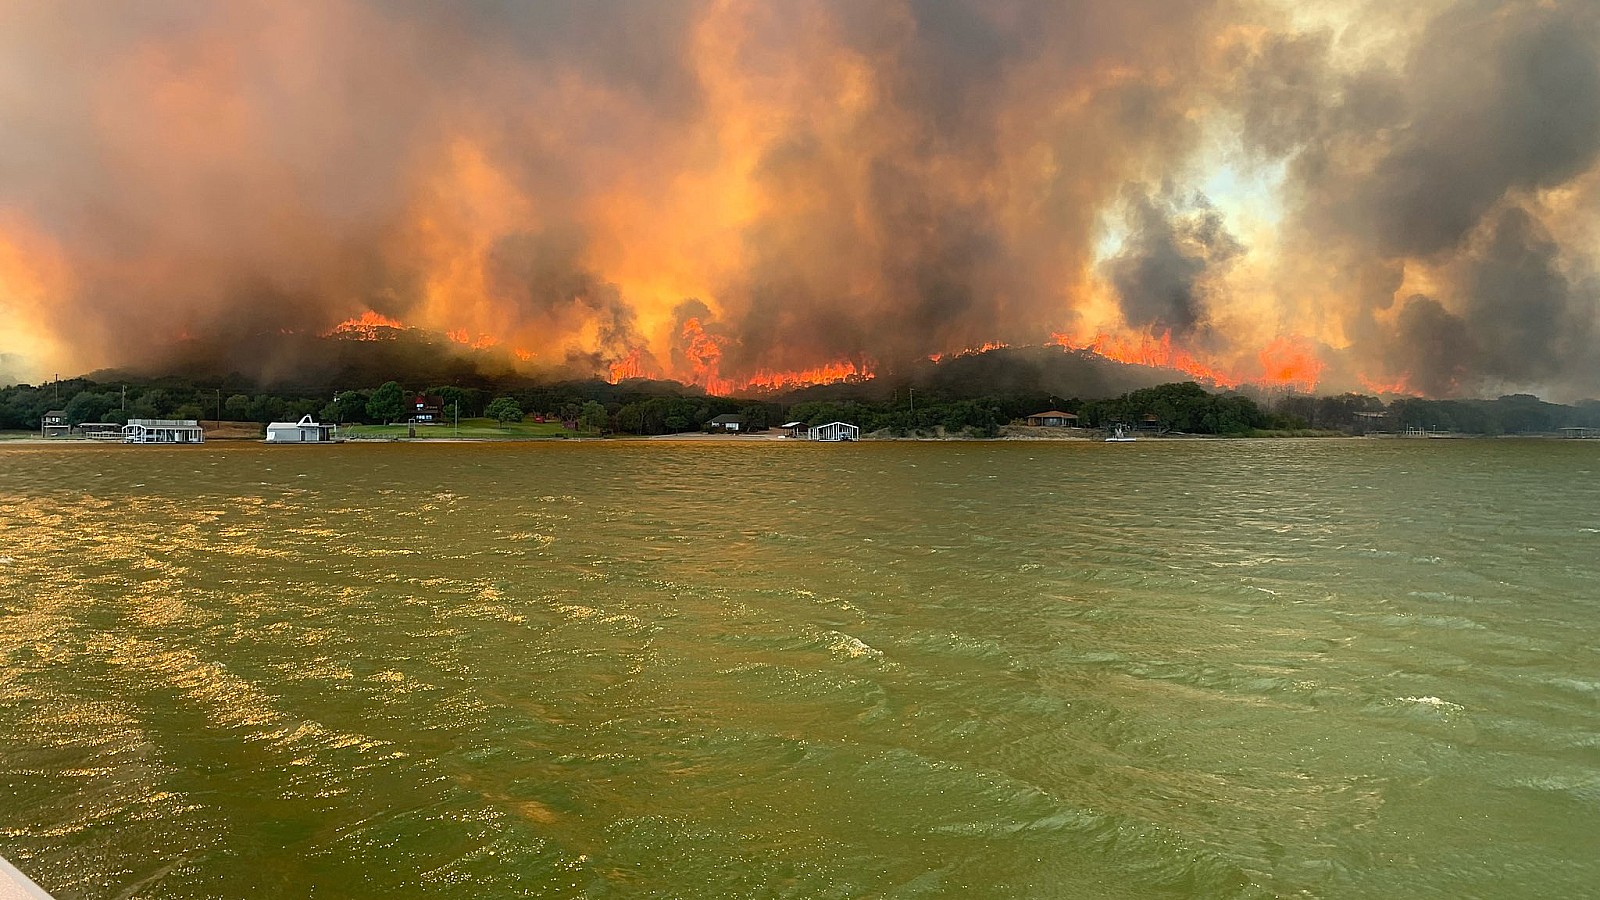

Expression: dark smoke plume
xmin=0 ymin=0 xmax=1598 ymax=399
xmin=1105 ymin=185 xmax=1244 ymax=336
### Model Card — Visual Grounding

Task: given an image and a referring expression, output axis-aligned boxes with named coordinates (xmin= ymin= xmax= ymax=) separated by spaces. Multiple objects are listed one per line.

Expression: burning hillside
xmin=2 ymin=1 xmax=1598 ymax=400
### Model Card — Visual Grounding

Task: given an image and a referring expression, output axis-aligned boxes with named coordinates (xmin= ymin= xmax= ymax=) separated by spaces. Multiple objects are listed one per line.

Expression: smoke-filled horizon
xmin=2 ymin=0 xmax=1598 ymax=399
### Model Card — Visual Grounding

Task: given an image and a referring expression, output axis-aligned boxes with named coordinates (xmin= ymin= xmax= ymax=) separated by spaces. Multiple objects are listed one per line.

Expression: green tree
xmin=246 ymin=394 xmax=285 ymax=424
xmin=63 ymin=391 xmax=114 ymax=424
xmin=367 ymin=381 xmax=405 ymax=424
xmin=578 ymin=400 xmax=607 ymax=433
xmin=485 ymin=396 xmax=523 ymax=427
xmin=334 ymin=390 xmax=368 ymax=424
xmin=737 ymin=404 xmax=771 ymax=431
xmin=224 ymin=393 xmax=251 ymax=420
xmin=129 ymin=389 xmax=170 ymax=419
xmin=615 ymin=402 xmax=645 ymax=434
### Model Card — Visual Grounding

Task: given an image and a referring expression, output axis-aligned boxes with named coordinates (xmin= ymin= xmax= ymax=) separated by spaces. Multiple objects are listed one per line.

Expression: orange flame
xmin=607 ymin=346 xmax=654 ymax=383
xmin=1052 ymin=330 xmax=1243 ymax=387
xmin=325 ymin=311 xmax=404 ymax=340
xmin=1050 ymin=329 xmax=1326 ymax=392
xmin=739 ymin=360 xmax=875 ymax=392
xmin=513 ymin=347 xmax=533 ymax=362
xmin=446 ymin=328 xmax=500 ymax=350
xmin=1255 ymin=336 xmax=1325 ymax=393
xmin=679 ymin=317 xmax=734 ymax=394
xmin=927 ymin=341 xmax=1009 ymax=363
xmin=1358 ymin=374 xmax=1415 ymax=396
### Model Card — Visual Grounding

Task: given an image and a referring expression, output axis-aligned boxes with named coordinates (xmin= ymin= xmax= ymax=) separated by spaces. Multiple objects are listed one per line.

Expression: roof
xmin=708 ymin=414 xmax=743 ymax=424
xmin=1026 ymin=410 xmax=1078 ymax=418
xmin=44 ymin=409 xmax=65 ymax=417
xmin=267 ymin=416 xmax=327 ymax=429
xmin=815 ymin=421 xmax=858 ymax=428
xmin=780 ymin=421 xmax=806 ymax=428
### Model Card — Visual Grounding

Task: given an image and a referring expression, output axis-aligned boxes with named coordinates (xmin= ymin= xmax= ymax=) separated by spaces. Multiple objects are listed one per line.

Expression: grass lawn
xmin=340 ymin=418 xmax=581 ymax=439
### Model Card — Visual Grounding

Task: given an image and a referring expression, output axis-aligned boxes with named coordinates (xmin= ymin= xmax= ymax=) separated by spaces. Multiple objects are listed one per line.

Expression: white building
xmin=807 ymin=421 xmax=860 ymax=442
xmin=122 ymin=419 xmax=205 ymax=444
xmin=41 ymin=410 xmax=69 ymax=438
xmin=266 ymin=415 xmax=338 ymax=443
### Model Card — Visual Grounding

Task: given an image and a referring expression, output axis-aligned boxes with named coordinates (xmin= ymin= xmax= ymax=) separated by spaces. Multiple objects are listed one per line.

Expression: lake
xmin=1 ymin=439 xmax=1597 ymax=898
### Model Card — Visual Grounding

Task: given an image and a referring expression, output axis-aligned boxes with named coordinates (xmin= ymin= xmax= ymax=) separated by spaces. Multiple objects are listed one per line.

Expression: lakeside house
xmin=1024 ymin=410 xmax=1078 ymax=427
xmin=808 ymin=421 xmax=860 ymax=442
xmin=122 ymin=419 xmax=205 ymax=444
xmin=41 ymin=410 xmax=69 ymax=438
xmin=1353 ymin=410 xmax=1392 ymax=434
xmin=408 ymin=393 xmax=445 ymax=423
xmin=266 ymin=415 xmax=338 ymax=443
xmin=706 ymin=414 xmax=743 ymax=432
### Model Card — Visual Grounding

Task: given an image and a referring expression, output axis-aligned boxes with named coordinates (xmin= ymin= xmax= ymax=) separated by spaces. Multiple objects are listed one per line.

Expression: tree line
xmin=5 ymin=376 xmax=1600 ymax=436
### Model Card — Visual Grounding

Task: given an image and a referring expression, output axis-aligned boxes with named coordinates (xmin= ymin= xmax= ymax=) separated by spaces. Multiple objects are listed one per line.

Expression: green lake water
xmin=1 ymin=439 xmax=1597 ymax=898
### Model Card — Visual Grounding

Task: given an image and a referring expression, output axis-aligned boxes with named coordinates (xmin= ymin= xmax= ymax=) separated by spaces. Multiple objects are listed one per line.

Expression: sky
xmin=1 ymin=0 xmax=1598 ymax=398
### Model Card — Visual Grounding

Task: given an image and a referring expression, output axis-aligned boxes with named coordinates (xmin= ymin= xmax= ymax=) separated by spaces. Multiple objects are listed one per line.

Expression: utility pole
xmin=909 ymin=388 xmax=915 ymax=418
xmin=216 ymin=388 xmax=222 ymax=425
xmin=454 ymin=400 xmax=460 ymax=436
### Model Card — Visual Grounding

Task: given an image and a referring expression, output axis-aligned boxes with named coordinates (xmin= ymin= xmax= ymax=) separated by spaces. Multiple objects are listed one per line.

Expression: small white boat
xmin=1105 ymin=424 xmax=1136 ymax=442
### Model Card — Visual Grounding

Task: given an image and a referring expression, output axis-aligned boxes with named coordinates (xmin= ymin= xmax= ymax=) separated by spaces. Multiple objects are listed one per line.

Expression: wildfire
xmin=679 ymin=317 xmax=734 ymax=394
xmin=927 ymin=341 xmax=1009 ymax=363
xmin=739 ymin=360 xmax=875 ymax=392
xmin=607 ymin=347 xmax=655 ymax=383
xmin=1255 ymin=336 xmax=1325 ymax=393
xmin=1358 ymin=374 xmax=1415 ymax=396
xmin=325 ymin=311 xmax=405 ymax=340
xmin=1051 ymin=330 xmax=1327 ymax=393
xmin=1053 ymin=330 xmax=1243 ymax=387
xmin=446 ymin=328 xmax=501 ymax=350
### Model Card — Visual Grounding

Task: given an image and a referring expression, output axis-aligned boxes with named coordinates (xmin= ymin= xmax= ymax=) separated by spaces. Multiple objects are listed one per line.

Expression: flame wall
xmin=1 ymin=1 xmax=1598 ymax=398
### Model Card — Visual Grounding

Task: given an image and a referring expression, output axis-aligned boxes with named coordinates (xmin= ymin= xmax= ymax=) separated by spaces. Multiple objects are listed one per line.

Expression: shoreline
xmin=4 ymin=430 xmax=1577 ymax=446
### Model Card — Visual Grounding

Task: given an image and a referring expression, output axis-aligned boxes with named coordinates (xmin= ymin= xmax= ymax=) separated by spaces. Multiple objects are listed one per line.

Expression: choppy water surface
xmin=1 ymin=439 xmax=1597 ymax=898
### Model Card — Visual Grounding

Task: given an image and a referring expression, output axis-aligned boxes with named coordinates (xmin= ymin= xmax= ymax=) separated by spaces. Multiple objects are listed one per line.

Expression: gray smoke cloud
xmin=0 ymin=0 xmax=1597 ymax=398
xmin=1105 ymin=185 xmax=1244 ymax=336
xmin=1240 ymin=0 xmax=1600 ymax=397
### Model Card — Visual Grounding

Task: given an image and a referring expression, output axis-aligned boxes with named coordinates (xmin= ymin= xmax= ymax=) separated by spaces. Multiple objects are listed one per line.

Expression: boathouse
xmin=266 ymin=415 xmax=338 ymax=443
xmin=1024 ymin=410 xmax=1078 ymax=427
xmin=122 ymin=419 xmax=205 ymax=444
xmin=78 ymin=423 xmax=123 ymax=440
xmin=808 ymin=421 xmax=860 ymax=442
xmin=781 ymin=420 xmax=808 ymax=438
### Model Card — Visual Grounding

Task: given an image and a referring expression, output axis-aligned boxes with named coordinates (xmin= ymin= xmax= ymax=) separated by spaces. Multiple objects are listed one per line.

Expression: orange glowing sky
xmin=1 ymin=0 xmax=1597 ymax=398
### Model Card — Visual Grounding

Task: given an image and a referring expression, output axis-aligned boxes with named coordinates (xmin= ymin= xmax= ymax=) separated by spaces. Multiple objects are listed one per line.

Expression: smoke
xmin=1 ymin=0 xmax=1598 ymax=398
xmin=1239 ymin=0 xmax=1600 ymax=397
xmin=1105 ymin=185 xmax=1244 ymax=336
